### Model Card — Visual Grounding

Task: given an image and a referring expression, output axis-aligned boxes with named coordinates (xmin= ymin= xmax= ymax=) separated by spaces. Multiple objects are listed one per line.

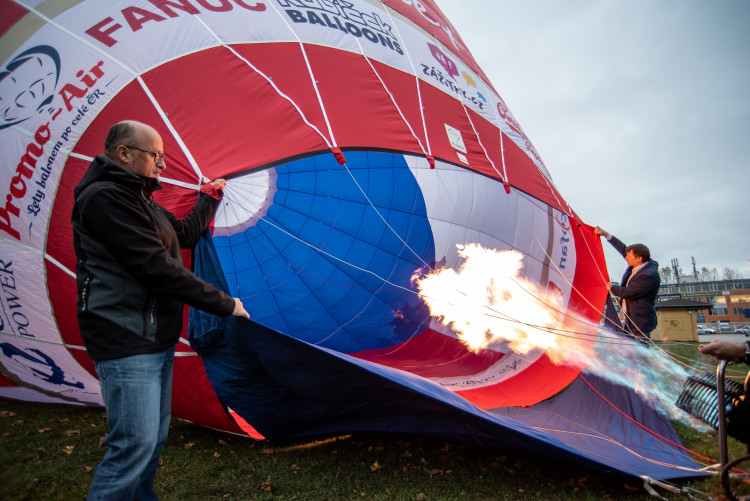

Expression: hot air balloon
xmin=0 ymin=0 xmax=703 ymax=481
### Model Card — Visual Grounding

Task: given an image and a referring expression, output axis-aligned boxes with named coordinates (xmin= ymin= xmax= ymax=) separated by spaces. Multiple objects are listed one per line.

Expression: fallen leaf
xmin=569 ymin=476 xmax=588 ymax=489
xmin=290 ymin=463 xmax=300 ymax=471
xmin=261 ymin=448 xmax=274 ymax=454
xmin=222 ymin=494 xmax=230 ymax=499
xmin=426 ymin=468 xmax=441 ymax=478
xmin=2 ymin=432 xmax=10 ymax=438
xmin=184 ymin=442 xmax=195 ymax=449
xmin=213 ymin=452 xmax=221 ymax=458
xmin=370 ymin=461 xmax=383 ymax=472
xmin=401 ymin=451 xmax=412 ymax=458
xmin=623 ymin=483 xmax=640 ymax=493
xmin=38 ymin=427 xmax=52 ymax=433
xmin=64 ymin=430 xmax=80 ymax=437
xmin=0 ymin=410 xmax=16 ymax=418
xmin=83 ymin=466 xmax=93 ymax=472
xmin=99 ymin=436 xmax=107 ymax=447
xmin=261 ymin=478 xmax=271 ymax=492
xmin=416 ymin=493 xmax=425 ymax=501
xmin=63 ymin=445 xmax=74 ymax=454
xmin=218 ymin=439 xmax=228 ymax=446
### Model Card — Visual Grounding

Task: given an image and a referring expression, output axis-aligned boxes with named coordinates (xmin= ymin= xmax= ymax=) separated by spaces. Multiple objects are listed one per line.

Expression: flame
xmin=416 ymin=244 xmax=585 ymax=362
xmin=415 ymin=243 xmax=703 ymax=426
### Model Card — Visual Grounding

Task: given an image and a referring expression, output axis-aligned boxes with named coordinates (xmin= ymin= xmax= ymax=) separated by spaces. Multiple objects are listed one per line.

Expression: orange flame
xmin=416 ymin=244 xmax=589 ymax=365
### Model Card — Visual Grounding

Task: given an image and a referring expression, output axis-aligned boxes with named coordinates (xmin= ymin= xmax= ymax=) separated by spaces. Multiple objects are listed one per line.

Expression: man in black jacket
xmin=72 ymin=120 xmax=249 ymax=501
xmin=595 ymin=227 xmax=660 ymax=343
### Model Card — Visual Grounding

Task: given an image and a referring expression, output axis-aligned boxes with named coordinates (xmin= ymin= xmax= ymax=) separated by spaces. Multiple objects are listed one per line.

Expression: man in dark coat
xmin=72 ymin=120 xmax=249 ymax=500
xmin=595 ymin=227 xmax=660 ymax=342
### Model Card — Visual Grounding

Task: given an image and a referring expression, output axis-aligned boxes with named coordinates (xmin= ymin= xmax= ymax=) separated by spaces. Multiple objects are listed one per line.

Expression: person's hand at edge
xmin=232 ymin=298 xmax=250 ymax=319
xmin=594 ymin=226 xmax=610 ymax=239
xmin=200 ymin=179 xmax=226 ymax=200
xmin=698 ymin=340 xmax=745 ymax=361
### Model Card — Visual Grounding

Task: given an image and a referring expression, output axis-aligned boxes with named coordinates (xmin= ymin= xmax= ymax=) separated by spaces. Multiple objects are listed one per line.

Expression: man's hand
xmin=232 ymin=298 xmax=250 ymax=319
xmin=200 ymin=179 xmax=226 ymax=200
xmin=594 ymin=226 xmax=610 ymax=239
xmin=698 ymin=340 xmax=745 ymax=361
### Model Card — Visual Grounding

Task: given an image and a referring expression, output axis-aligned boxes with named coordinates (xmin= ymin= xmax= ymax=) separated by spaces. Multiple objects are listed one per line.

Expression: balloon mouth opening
xmin=213 ymin=168 xmax=277 ymax=237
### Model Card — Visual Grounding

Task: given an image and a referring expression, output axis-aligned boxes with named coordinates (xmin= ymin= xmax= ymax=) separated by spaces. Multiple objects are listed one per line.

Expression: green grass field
xmin=1 ymin=341 xmax=747 ymax=500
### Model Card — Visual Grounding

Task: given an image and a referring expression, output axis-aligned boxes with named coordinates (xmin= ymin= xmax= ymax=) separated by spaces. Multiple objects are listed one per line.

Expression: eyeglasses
xmin=124 ymin=145 xmax=165 ymax=163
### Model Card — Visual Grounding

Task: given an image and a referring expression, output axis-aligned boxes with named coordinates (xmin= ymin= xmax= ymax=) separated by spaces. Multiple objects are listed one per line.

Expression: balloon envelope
xmin=0 ymin=0 xmax=700 ymax=480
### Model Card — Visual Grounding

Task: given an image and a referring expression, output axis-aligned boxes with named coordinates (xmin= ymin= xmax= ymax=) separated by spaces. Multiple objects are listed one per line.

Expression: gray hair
xmin=104 ymin=122 xmax=136 ymax=158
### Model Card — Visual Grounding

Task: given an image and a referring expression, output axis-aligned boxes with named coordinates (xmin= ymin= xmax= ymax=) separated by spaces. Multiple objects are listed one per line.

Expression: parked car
xmin=735 ymin=326 xmax=750 ymax=336
xmin=697 ymin=325 xmax=717 ymax=334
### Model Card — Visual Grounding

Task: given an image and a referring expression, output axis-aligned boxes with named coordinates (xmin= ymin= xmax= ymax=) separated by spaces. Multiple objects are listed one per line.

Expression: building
xmin=653 ymin=298 xmax=707 ymax=341
xmin=657 ymin=278 xmax=750 ymax=330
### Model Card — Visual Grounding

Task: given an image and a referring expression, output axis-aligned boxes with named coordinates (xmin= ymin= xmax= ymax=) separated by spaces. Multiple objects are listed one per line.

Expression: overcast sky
xmin=436 ymin=0 xmax=750 ymax=281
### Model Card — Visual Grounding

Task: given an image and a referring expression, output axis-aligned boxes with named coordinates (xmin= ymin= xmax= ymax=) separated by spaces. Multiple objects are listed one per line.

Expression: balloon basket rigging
xmin=676 ymin=362 xmax=750 ymax=500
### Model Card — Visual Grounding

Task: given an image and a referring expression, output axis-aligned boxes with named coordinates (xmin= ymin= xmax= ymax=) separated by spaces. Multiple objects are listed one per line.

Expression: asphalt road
xmin=697 ymin=333 xmax=750 ymax=343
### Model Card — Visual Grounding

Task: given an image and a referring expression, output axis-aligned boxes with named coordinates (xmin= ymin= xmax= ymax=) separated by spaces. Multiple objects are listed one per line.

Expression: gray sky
xmin=436 ymin=0 xmax=750 ymax=281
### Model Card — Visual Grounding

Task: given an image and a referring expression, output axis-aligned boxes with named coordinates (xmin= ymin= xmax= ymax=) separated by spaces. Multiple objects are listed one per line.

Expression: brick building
xmin=657 ymin=278 xmax=750 ymax=330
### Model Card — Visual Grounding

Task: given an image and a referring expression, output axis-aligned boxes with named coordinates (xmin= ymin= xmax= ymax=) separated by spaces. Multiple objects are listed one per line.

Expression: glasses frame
xmin=124 ymin=145 xmax=165 ymax=163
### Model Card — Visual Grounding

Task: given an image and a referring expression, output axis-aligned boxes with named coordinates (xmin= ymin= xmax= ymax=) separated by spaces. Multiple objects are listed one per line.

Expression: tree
xmin=659 ymin=266 xmax=673 ymax=284
xmin=699 ymin=267 xmax=718 ymax=282
xmin=722 ymin=267 xmax=741 ymax=280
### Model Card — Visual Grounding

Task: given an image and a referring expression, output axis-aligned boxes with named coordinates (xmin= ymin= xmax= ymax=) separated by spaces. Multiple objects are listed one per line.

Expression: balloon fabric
xmin=0 ymin=0 xmax=703 ymax=480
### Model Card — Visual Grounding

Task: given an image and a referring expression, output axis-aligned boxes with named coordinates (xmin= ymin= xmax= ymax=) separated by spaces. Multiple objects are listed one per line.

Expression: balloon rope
xmin=352 ymin=38 xmax=431 ymax=158
xmin=543 ymin=232 xmax=713 ymax=374
xmin=193 ymin=16 xmax=334 ymax=150
xmin=340 ymin=161 xmax=434 ymax=271
xmin=535 ymin=414 xmax=715 ymax=474
xmin=578 ymin=373 xmax=716 ymax=464
xmin=498 ymin=130 xmax=510 ymax=187
xmin=135 ymin=75 xmax=206 ymax=180
xmin=459 ymin=103 xmax=507 ymax=183
xmin=261 ymin=3 xmax=339 ymax=148
xmin=221 ymin=188 xmax=647 ymax=347
xmin=380 ymin=2 xmax=433 ymax=157
xmin=219 ymin=188 xmax=643 ymax=346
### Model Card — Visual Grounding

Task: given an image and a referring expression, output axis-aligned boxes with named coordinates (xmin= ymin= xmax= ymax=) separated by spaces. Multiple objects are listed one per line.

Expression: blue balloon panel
xmin=213 ymin=151 xmax=436 ymax=353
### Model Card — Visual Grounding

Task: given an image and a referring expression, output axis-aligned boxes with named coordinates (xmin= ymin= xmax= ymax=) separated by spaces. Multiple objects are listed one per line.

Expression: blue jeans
xmin=88 ymin=347 xmax=175 ymax=501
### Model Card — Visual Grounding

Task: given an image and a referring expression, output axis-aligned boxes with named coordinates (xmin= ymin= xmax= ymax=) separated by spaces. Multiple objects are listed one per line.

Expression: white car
xmin=735 ymin=326 xmax=750 ymax=336
xmin=697 ymin=325 xmax=717 ymax=334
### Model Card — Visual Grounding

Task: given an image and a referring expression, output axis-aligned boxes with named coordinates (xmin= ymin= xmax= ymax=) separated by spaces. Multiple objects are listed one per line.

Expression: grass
xmin=1 ymin=341 xmax=748 ymax=501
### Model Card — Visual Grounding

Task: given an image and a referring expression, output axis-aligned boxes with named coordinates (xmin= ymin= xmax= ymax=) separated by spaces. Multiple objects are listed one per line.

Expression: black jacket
xmin=72 ymin=154 xmax=235 ymax=360
xmin=607 ymin=236 xmax=660 ymax=336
